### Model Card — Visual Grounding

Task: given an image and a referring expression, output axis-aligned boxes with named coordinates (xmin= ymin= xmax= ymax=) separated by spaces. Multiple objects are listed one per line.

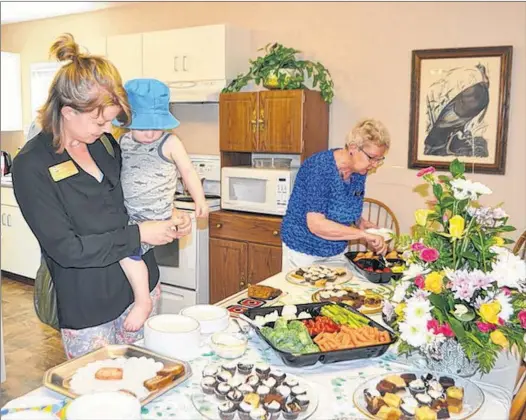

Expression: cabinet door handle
xmin=251 ymin=108 xmax=257 ymax=134
xmin=239 ymin=281 xmax=246 ymax=288
xmin=182 ymin=55 xmax=188 ymax=71
xmin=258 ymin=108 xmax=265 ymax=131
xmin=272 ymin=230 xmax=279 ymax=236
xmin=216 ymin=223 xmax=222 ymax=229
xmin=6 ymin=215 xmax=11 ymax=227
xmin=173 ymin=56 xmax=179 ymax=72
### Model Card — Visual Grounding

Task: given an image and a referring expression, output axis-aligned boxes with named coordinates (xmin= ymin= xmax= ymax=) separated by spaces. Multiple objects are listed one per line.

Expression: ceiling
xmin=0 ymin=2 xmax=119 ymax=25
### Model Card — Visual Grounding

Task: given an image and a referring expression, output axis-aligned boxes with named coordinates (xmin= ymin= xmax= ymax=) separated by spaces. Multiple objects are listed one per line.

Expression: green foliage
xmin=222 ymin=43 xmax=335 ymax=103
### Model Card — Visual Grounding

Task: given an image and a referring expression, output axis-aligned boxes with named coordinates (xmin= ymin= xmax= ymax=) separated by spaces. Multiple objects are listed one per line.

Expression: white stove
xmin=158 ymin=155 xmax=221 ymax=315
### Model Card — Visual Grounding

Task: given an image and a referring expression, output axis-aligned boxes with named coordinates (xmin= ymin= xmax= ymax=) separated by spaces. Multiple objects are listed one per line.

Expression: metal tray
xmin=245 ymin=302 xmax=397 ymax=367
xmin=43 ymin=344 xmax=192 ymax=406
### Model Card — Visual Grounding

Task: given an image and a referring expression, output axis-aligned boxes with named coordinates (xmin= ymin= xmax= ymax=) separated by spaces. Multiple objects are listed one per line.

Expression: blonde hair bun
xmin=49 ymin=33 xmax=81 ymax=62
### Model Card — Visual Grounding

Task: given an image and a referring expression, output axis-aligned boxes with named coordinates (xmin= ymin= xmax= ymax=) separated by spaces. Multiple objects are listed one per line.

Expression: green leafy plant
xmin=222 ymin=43 xmax=335 ymax=104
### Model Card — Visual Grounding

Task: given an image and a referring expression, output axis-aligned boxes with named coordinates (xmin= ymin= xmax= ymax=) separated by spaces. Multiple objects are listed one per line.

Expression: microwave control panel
xmin=276 ymin=176 xmax=290 ymax=210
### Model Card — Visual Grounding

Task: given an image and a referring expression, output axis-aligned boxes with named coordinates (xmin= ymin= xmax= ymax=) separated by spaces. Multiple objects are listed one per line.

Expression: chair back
xmin=513 ymin=230 xmax=526 ymax=260
xmin=349 ymin=198 xmax=400 ymax=252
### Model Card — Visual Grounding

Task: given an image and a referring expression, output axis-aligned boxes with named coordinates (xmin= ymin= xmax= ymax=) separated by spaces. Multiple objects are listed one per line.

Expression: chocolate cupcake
xmin=269 ymin=369 xmax=286 ymax=385
xmin=400 ymin=402 xmax=417 ymax=418
xmin=249 ymin=407 xmax=268 ymax=420
xmin=415 ymin=393 xmax=433 ymax=406
xmin=428 ymin=380 xmax=443 ymax=394
xmin=238 ymin=384 xmax=255 ymax=396
xmin=401 ymin=373 xmax=417 ymax=386
xmin=203 ymin=365 xmax=219 ymax=377
xmin=238 ymin=401 xmax=254 ymax=420
xmin=282 ymin=400 xmax=301 ymax=420
xmin=217 ymin=370 xmax=234 ymax=383
xmin=256 ymin=385 xmax=271 ymax=399
xmin=439 ymin=376 xmax=455 ymax=390
xmin=218 ymin=401 xmax=237 ymax=420
xmin=284 ymin=377 xmax=299 ymax=388
xmin=227 ymin=389 xmax=244 ymax=406
xmin=262 ymin=377 xmax=277 ymax=392
xmin=408 ymin=379 xmax=426 ymax=396
xmin=238 ymin=362 xmax=254 ymax=375
xmin=222 ymin=361 xmax=238 ymax=375
xmin=255 ymin=363 xmax=271 ymax=379
xmin=276 ymin=385 xmax=291 ymax=399
xmin=264 ymin=399 xmax=282 ymax=420
xmin=215 ymin=382 xmax=233 ymax=400
xmin=376 ymin=379 xmax=398 ymax=396
xmin=201 ymin=376 xmax=217 ymax=395
xmin=291 ymin=385 xmax=307 ymax=397
xmin=428 ymin=389 xmax=443 ymax=402
xmin=294 ymin=394 xmax=310 ymax=411
xmin=228 ymin=377 xmax=243 ymax=390
xmin=246 ymin=374 xmax=261 ymax=388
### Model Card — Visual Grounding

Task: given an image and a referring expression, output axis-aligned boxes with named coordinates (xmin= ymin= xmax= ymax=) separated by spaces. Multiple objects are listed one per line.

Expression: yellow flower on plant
xmin=424 ymin=272 xmax=444 ymax=294
xmin=479 ymin=301 xmax=502 ymax=324
xmin=415 ymin=209 xmax=434 ymax=227
xmin=449 ymin=215 xmax=465 ymax=239
xmin=492 ymin=236 xmax=505 ymax=247
xmin=395 ymin=303 xmax=406 ymax=320
xmin=490 ymin=330 xmax=509 ymax=348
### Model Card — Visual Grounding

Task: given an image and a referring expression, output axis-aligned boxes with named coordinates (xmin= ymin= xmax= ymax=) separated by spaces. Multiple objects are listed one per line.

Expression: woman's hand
xmin=363 ymin=232 xmax=388 ymax=255
xmin=138 ymin=220 xmax=179 ymax=246
xmin=172 ymin=209 xmax=192 ymax=238
xmin=358 ymin=217 xmax=378 ymax=230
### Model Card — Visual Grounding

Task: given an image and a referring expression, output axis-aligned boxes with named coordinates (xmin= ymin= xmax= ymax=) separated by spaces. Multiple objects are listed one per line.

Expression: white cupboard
xmin=1 ymin=52 xmax=23 ymax=132
xmin=107 ymin=33 xmax=144 ymax=82
xmin=1 ymin=186 xmax=41 ymax=279
xmin=75 ymin=35 xmax=107 ymax=57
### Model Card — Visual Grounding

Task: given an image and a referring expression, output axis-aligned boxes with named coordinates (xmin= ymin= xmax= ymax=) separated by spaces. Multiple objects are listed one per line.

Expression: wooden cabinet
xmin=1 ymin=52 xmax=23 ymax=132
xmin=107 ymin=33 xmax=143 ymax=82
xmin=209 ymin=211 xmax=282 ymax=303
xmin=219 ymin=89 xmax=329 ymax=160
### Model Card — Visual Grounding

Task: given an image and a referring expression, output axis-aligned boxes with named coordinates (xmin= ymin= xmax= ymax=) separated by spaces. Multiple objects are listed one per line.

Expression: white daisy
xmin=404 ymin=298 xmax=432 ymax=326
xmin=495 ymin=292 xmax=514 ymax=323
xmin=399 ymin=322 xmax=428 ymax=348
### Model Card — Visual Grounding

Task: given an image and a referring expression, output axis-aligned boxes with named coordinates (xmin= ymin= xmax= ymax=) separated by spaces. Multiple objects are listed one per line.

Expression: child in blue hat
xmin=114 ymin=78 xmax=208 ymax=331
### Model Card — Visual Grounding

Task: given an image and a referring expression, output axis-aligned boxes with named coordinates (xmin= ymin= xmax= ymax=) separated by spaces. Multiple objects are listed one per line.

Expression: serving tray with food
xmin=43 ymin=344 xmax=192 ymax=406
xmin=192 ymin=360 xmax=319 ymax=420
xmin=345 ymin=251 xmax=406 ymax=284
xmin=352 ymin=371 xmax=484 ymax=420
xmin=245 ymin=302 xmax=396 ymax=367
xmin=311 ymin=286 xmax=384 ymax=314
xmin=285 ymin=265 xmax=352 ymax=288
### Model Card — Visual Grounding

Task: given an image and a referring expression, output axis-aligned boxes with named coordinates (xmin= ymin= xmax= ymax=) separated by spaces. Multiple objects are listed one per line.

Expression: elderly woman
xmin=280 ymin=118 xmax=391 ymax=271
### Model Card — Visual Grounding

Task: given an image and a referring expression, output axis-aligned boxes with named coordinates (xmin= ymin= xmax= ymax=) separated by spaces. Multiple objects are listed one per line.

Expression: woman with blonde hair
xmin=12 ymin=34 xmax=191 ymax=358
xmin=281 ymin=118 xmax=391 ymax=271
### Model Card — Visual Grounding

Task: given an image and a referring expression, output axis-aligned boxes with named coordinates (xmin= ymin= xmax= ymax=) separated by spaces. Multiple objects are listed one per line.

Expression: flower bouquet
xmin=384 ymin=159 xmax=526 ymax=375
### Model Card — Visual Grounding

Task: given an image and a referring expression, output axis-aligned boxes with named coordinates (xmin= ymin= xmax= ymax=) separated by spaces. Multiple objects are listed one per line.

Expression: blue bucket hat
xmin=113 ymin=78 xmax=180 ymax=130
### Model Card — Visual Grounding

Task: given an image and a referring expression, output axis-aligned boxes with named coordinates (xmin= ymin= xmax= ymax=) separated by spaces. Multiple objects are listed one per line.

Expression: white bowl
xmin=144 ymin=314 xmax=201 ymax=360
xmin=66 ymin=392 xmax=141 ymax=420
xmin=180 ymin=305 xmax=229 ymax=334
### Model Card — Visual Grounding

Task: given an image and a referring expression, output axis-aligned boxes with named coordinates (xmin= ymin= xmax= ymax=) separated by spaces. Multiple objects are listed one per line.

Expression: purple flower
xmin=420 ymin=248 xmax=440 ymax=263
xmin=447 ymin=269 xmax=492 ymax=302
xmin=411 ymin=242 xmax=426 ymax=252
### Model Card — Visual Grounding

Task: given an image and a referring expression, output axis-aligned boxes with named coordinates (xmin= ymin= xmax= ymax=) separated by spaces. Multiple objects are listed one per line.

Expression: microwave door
xmin=227 ymin=177 xmax=269 ymax=210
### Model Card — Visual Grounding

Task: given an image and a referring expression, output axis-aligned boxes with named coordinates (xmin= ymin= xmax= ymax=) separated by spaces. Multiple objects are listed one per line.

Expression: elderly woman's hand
xmin=364 ymin=232 xmax=388 ymax=255
xmin=358 ymin=217 xmax=378 ymax=230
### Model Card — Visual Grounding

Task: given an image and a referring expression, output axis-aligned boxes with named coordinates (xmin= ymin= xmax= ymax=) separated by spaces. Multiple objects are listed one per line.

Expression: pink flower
xmin=427 ymin=319 xmax=440 ymax=333
xmin=518 ymin=310 xmax=526 ymax=329
xmin=417 ymin=167 xmax=436 ymax=177
xmin=476 ymin=321 xmax=497 ymax=333
xmin=415 ymin=275 xmax=425 ymax=289
xmin=438 ymin=323 xmax=455 ymax=337
xmin=411 ymin=242 xmax=426 ymax=252
xmin=498 ymin=318 xmax=505 ymax=326
xmin=420 ymin=248 xmax=440 ymax=263
xmin=502 ymin=287 xmax=511 ymax=296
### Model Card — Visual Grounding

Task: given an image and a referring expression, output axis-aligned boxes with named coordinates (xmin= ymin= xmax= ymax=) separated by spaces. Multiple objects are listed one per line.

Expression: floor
xmin=1 ymin=275 xmax=66 ymax=407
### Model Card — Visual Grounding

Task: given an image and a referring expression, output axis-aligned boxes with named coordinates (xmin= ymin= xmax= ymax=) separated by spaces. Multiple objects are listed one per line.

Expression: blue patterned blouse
xmin=281 ymin=149 xmax=366 ymax=257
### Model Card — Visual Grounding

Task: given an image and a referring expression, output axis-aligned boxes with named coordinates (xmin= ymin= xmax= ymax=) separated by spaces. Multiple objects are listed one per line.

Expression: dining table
xmin=1 ymin=268 xmax=520 ymax=419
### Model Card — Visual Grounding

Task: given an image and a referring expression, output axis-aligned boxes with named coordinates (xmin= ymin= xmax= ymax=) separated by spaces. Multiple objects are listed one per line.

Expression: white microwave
xmin=221 ymin=166 xmax=298 ymax=216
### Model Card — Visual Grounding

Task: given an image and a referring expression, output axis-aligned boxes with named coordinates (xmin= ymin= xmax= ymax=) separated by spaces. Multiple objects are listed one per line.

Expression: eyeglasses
xmin=358 ymin=147 xmax=385 ymax=165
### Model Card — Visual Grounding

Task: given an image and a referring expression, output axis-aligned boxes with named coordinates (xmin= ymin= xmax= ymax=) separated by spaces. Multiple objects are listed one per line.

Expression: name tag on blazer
xmin=49 ymin=160 xmax=79 ymax=182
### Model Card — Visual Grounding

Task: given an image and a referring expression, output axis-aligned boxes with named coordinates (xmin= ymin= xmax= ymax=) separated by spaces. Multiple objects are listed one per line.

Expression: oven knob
xmin=216 ymin=223 xmax=222 ymax=228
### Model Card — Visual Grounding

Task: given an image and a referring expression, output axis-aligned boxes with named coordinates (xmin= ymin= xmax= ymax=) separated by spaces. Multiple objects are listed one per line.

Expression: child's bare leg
xmin=120 ymin=257 xmax=152 ymax=331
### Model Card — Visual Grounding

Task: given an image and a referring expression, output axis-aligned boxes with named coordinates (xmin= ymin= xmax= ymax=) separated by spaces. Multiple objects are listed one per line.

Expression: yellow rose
xmin=449 ymin=215 xmax=465 ymax=239
xmin=424 ymin=272 xmax=444 ymax=294
xmin=395 ymin=303 xmax=406 ymax=320
xmin=415 ymin=209 xmax=434 ymax=227
xmin=479 ymin=301 xmax=502 ymax=325
xmin=492 ymin=236 xmax=505 ymax=247
xmin=490 ymin=330 xmax=509 ymax=348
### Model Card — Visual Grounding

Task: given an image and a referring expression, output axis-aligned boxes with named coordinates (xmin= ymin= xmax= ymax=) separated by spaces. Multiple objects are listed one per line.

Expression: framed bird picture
xmin=408 ymin=46 xmax=513 ymax=174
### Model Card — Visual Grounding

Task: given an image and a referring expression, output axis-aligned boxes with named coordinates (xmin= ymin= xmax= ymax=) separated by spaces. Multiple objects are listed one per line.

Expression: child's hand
xmin=195 ymin=201 xmax=209 ymax=218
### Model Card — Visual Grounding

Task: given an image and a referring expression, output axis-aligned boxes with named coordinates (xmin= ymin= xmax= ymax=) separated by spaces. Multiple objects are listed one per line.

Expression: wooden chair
xmin=511 ymin=362 xmax=526 ymax=420
xmin=513 ymin=230 xmax=526 ymax=260
xmin=349 ymin=198 xmax=400 ymax=252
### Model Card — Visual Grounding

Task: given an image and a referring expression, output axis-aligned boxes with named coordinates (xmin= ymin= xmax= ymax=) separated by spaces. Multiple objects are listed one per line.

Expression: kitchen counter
xmin=1 ymin=271 xmax=519 ymax=419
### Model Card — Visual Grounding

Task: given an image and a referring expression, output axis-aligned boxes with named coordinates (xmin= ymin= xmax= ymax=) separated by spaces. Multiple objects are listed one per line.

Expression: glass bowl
xmin=210 ymin=331 xmax=248 ymax=359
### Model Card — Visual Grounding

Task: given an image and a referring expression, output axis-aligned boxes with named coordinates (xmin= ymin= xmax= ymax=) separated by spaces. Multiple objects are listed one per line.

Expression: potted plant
xmin=222 ymin=43 xmax=335 ymax=104
xmin=383 ymin=159 xmax=526 ymax=376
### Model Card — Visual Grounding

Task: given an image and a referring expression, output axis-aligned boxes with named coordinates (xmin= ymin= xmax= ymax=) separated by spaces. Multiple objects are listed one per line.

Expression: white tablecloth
xmin=2 ymin=271 xmax=519 ymax=419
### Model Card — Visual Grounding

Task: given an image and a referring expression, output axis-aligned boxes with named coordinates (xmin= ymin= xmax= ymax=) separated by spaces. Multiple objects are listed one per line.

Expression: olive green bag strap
xmin=34 ymin=134 xmax=116 ymax=330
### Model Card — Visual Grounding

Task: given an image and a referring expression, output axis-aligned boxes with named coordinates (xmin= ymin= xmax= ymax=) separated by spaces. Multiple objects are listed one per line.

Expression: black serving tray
xmin=245 ymin=302 xmax=396 ymax=367
xmin=345 ymin=251 xmax=404 ymax=284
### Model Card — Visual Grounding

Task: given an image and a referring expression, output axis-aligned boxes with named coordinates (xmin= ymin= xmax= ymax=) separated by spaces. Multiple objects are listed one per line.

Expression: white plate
xmin=1 ymin=396 xmax=63 ymax=411
xmin=65 ymin=391 xmax=141 ymax=420
xmin=353 ymin=370 xmax=485 ymax=419
xmin=191 ymin=373 xmax=319 ymax=420
xmin=1 ymin=412 xmax=59 ymax=420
